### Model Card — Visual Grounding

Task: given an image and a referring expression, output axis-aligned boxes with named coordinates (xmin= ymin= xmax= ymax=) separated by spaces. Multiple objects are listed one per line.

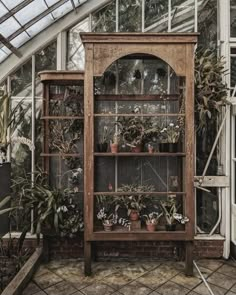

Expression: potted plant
xmin=116 ymin=184 xmax=155 ymax=221
xmin=159 ymin=123 xmax=181 ymax=152
xmin=116 ymin=106 xmax=152 ymax=152
xmin=110 ymin=132 xmax=120 ymax=153
xmin=160 ymin=195 xmax=179 ymax=231
xmin=97 ymin=126 xmax=109 ymax=152
xmin=142 ymin=211 xmax=163 ymax=231
xmin=96 ymin=195 xmax=116 ymax=231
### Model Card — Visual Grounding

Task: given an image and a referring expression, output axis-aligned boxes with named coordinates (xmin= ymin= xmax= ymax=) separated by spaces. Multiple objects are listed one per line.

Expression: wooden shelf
xmin=93 ymin=192 xmax=185 ymax=196
xmin=89 ymin=231 xmax=187 ymax=241
xmin=49 ymin=94 xmax=84 ymax=100
xmin=41 ymin=116 xmax=84 ymax=120
xmin=94 ymin=113 xmax=184 ymax=117
xmin=41 ymin=153 xmax=81 ymax=157
xmin=95 ymin=94 xmax=180 ymax=101
xmin=94 ymin=152 xmax=185 ymax=157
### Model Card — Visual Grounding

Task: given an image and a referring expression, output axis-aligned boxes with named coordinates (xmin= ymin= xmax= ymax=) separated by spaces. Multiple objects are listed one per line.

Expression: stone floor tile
xmin=33 ymin=271 xmax=63 ymax=289
xmin=70 ymin=292 xmax=84 ymax=295
xmin=63 ymin=273 xmax=97 ymax=290
xmin=230 ymin=283 xmax=236 ymax=293
xmin=193 ymin=282 xmax=227 ymax=295
xmin=197 ymin=259 xmax=224 ymax=271
xmin=171 ymin=272 xmax=201 ymax=289
xmin=165 ymin=261 xmax=185 ymax=272
xmin=207 ymin=272 xmax=236 ymax=290
xmin=22 ymin=282 xmax=41 ymax=295
xmin=137 ymin=264 xmax=180 ymax=290
xmin=193 ymin=266 xmax=213 ymax=279
xmin=187 ymin=292 xmax=199 ymax=295
xmin=226 ymin=292 xmax=236 ymax=295
xmin=156 ymin=281 xmax=189 ymax=295
xmin=218 ymin=264 xmax=236 ymax=279
xmin=32 ymin=292 xmax=47 ymax=295
xmin=80 ymin=282 xmax=115 ymax=295
xmin=34 ymin=265 xmax=51 ymax=278
xmin=118 ymin=264 xmax=149 ymax=279
xmin=119 ymin=281 xmax=152 ymax=295
xmin=149 ymin=292 xmax=161 ymax=295
xmin=101 ymin=272 xmax=133 ymax=289
xmin=44 ymin=281 xmax=77 ymax=295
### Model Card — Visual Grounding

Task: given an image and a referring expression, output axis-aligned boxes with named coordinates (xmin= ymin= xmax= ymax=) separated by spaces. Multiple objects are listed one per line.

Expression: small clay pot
xmin=103 ymin=223 xmax=113 ymax=231
xmin=129 ymin=210 xmax=139 ymax=221
xmin=165 ymin=224 xmax=176 ymax=231
xmin=110 ymin=143 xmax=118 ymax=153
xmin=146 ymin=222 xmax=156 ymax=232
xmin=148 ymin=146 xmax=154 ymax=153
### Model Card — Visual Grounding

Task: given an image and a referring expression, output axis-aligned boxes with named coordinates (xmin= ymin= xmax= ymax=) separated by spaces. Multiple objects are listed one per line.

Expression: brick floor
xmin=22 ymin=259 xmax=236 ymax=295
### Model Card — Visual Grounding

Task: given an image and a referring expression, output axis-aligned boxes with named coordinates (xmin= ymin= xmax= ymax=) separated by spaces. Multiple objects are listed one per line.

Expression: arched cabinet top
xmin=80 ymin=33 xmax=198 ymax=77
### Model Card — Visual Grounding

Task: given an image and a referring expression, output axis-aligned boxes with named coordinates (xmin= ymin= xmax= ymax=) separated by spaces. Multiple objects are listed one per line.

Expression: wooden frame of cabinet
xmin=81 ymin=33 xmax=197 ymax=276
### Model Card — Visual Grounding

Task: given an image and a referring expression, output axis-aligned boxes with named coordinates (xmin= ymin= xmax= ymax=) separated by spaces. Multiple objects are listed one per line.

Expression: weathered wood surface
xmin=1 ymin=247 xmax=43 ymax=295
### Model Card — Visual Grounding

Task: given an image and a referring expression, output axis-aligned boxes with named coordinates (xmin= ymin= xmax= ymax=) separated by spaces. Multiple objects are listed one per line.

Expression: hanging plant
xmin=195 ymin=47 xmax=228 ymax=134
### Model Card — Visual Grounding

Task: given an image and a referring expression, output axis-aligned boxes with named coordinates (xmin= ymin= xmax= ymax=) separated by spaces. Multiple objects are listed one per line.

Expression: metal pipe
xmin=193 ymin=260 xmax=215 ymax=295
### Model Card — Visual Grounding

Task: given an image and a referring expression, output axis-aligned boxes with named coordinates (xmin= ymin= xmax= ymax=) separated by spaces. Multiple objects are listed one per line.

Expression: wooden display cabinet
xmin=39 ymin=70 xmax=84 ymax=195
xmin=81 ymin=33 xmax=197 ymax=276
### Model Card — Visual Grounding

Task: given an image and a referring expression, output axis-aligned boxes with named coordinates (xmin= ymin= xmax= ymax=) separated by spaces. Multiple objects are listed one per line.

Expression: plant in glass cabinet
xmin=110 ymin=131 xmax=120 ymax=153
xmin=142 ymin=211 xmax=163 ymax=225
xmin=97 ymin=125 xmax=109 ymax=152
xmin=160 ymin=194 xmax=180 ymax=226
xmin=96 ymin=195 xmax=117 ymax=230
xmin=115 ymin=184 xmax=155 ymax=220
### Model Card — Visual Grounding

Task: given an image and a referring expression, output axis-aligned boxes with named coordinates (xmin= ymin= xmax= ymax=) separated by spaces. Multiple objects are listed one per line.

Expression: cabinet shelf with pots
xmin=81 ymin=33 xmax=197 ymax=276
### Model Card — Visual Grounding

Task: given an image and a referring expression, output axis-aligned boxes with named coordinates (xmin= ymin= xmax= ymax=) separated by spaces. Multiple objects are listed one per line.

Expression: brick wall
xmin=45 ymin=237 xmax=224 ymax=261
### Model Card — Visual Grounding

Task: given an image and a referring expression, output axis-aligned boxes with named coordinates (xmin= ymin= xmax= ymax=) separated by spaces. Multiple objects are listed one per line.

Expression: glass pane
xmin=198 ymin=0 xmax=217 ymax=48
xmin=0 ymin=17 xmax=21 ymax=38
xmin=196 ymin=188 xmax=219 ymax=234
xmin=0 ymin=49 xmax=8 ymax=63
xmin=35 ymin=41 xmax=57 ymax=97
xmin=67 ymin=18 xmax=89 ymax=70
xmin=14 ymin=0 xmax=47 ymax=26
xmin=92 ymin=1 xmax=116 ymax=32
xmin=171 ymin=0 xmax=194 ymax=32
xmin=119 ymin=0 xmax=142 ymax=32
xmin=231 ymin=0 xmax=236 ymax=37
xmin=11 ymin=32 xmax=30 ymax=48
xmin=52 ymin=1 xmax=72 ymax=19
xmin=145 ymin=0 xmax=168 ymax=29
xmin=49 ymin=85 xmax=84 ymax=116
xmin=231 ymin=56 xmax=236 ymax=88
xmin=11 ymin=59 xmax=32 ymax=97
xmin=2 ymin=0 xmax=25 ymax=10
xmin=0 ymin=2 xmax=8 ymax=17
xmin=26 ymin=15 xmax=54 ymax=38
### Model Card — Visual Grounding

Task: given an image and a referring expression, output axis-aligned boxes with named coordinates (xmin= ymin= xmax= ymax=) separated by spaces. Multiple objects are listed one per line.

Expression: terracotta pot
xmin=110 ymin=143 xmax=118 ymax=153
xmin=131 ymin=145 xmax=142 ymax=153
xmin=148 ymin=146 xmax=154 ymax=153
xmin=129 ymin=210 xmax=139 ymax=221
xmin=146 ymin=222 xmax=157 ymax=232
xmin=165 ymin=224 xmax=176 ymax=231
xmin=103 ymin=223 xmax=113 ymax=231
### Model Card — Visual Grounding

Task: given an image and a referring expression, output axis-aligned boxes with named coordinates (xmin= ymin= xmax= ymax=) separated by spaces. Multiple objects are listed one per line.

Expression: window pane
xmin=11 ymin=59 xmax=32 ymax=97
xmin=119 ymin=0 xmax=142 ymax=32
xmin=196 ymin=188 xmax=219 ymax=234
xmin=67 ymin=18 xmax=89 ymax=71
xmin=198 ymin=0 xmax=217 ymax=48
xmin=35 ymin=41 xmax=57 ymax=97
xmin=92 ymin=1 xmax=116 ymax=32
xmin=171 ymin=0 xmax=194 ymax=32
xmin=231 ymin=0 xmax=236 ymax=37
xmin=145 ymin=0 xmax=168 ymax=29
xmin=231 ymin=56 xmax=236 ymax=88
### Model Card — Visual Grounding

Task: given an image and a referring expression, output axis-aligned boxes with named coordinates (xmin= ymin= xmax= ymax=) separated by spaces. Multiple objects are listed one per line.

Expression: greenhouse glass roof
xmin=0 ymin=0 xmax=87 ymax=63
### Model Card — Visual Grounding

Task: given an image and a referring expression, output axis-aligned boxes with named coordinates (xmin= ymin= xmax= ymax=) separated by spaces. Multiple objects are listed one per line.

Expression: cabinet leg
xmin=185 ymin=241 xmax=193 ymax=276
xmin=84 ymin=241 xmax=92 ymax=276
